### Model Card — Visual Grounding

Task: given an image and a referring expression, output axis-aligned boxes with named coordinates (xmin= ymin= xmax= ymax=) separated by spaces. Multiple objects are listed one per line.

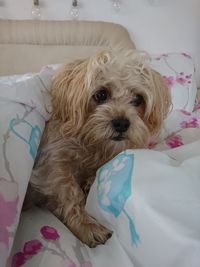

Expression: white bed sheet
xmin=0 ymin=69 xmax=200 ymax=267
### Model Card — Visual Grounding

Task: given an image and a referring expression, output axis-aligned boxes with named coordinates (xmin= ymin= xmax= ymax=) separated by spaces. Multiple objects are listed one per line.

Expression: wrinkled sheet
xmin=0 ymin=69 xmax=200 ymax=267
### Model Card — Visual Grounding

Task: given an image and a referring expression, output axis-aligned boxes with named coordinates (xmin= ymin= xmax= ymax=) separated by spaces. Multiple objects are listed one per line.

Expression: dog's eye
xmin=131 ymin=94 xmax=144 ymax=107
xmin=93 ymin=88 xmax=108 ymax=104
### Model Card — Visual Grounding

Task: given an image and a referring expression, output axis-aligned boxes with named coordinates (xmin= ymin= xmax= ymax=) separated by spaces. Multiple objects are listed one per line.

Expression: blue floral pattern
xmin=97 ymin=150 xmax=139 ymax=245
xmin=9 ymin=118 xmax=41 ymax=160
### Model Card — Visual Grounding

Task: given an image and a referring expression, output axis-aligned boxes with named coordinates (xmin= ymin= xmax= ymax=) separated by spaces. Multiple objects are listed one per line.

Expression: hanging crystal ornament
xmin=112 ymin=0 xmax=121 ymax=12
xmin=69 ymin=0 xmax=79 ymax=20
xmin=31 ymin=0 xmax=41 ymax=20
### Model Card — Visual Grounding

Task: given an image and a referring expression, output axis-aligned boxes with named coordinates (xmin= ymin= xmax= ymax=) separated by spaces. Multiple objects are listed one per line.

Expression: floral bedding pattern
xmin=0 ymin=102 xmax=45 ymax=267
xmin=0 ymin=69 xmax=52 ymax=267
xmin=0 ymin=60 xmax=200 ymax=267
xmin=11 ymin=225 xmax=92 ymax=267
xmin=150 ymin=52 xmax=197 ymax=112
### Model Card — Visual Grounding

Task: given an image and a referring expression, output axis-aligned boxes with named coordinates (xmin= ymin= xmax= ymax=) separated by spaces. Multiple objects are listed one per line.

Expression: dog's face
xmin=50 ymin=49 xmax=171 ymax=154
xmin=83 ymin=75 xmax=149 ymax=150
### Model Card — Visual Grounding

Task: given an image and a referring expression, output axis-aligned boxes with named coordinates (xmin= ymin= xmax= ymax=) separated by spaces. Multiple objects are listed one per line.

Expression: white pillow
xmin=150 ymin=52 xmax=197 ymax=112
xmin=0 ymin=73 xmax=34 ymax=85
xmin=0 ymin=68 xmax=54 ymax=120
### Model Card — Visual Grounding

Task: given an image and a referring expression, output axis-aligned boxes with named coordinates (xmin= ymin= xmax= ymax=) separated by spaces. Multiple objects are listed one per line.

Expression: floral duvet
xmin=0 ymin=69 xmax=200 ymax=267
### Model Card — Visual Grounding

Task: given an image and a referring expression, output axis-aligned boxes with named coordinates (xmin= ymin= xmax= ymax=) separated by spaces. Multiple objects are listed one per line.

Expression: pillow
xmin=0 ymin=68 xmax=54 ymax=120
xmin=0 ymin=62 xmax=61 ymax=85
xmin=0 ymin=68 xmax=54 ymax=265
xmin=150 ymin=52 xmax=197 ymax=112
xmin=0 ymin=73 xmax=34 ymax=85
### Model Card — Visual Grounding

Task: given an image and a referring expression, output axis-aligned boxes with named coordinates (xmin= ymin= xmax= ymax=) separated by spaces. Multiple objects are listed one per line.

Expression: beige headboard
xmin=0 ymin=19 xmax=135 ymax=76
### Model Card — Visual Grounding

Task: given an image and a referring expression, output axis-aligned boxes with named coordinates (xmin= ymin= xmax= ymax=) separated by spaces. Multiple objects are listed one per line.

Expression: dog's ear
xmin=50 ymin=59 xmax=90 ymax=137
xmin=50 ymin=50 xmax=111 ymax=138
xmin=143 ymin=68 xmax=172 ymax=137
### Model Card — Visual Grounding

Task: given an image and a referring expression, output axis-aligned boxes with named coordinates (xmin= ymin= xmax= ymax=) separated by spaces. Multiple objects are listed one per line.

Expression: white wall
xmin=1 ymin=0 xmax=200 ymax=86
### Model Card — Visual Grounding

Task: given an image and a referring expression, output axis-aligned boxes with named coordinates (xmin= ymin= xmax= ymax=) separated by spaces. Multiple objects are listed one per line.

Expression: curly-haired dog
xmin=27 ymin=49 xmax=171 ymax=248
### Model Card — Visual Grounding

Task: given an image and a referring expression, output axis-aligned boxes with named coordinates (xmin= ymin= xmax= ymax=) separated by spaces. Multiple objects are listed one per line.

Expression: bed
xmin=0 ymin=20 xmax=200 ymax=267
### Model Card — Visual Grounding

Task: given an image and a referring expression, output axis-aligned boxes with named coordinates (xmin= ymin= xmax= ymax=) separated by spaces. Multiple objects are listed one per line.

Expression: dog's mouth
xmin=111 ymin=134 xmax=125 ymax=141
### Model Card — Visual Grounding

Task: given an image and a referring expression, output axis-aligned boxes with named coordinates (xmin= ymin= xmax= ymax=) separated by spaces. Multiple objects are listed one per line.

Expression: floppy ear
xmin=50 ymin=58 xmax=91 ymax=138
xmin=50 ymin=50 xmax=112 ymax=138
xmin=144 ymin=68 xmax=172 ymax=137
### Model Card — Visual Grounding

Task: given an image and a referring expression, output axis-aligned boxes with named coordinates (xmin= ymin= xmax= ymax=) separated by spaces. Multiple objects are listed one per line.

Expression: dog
xmin=27 ymin=49 xmax=171 ymax=248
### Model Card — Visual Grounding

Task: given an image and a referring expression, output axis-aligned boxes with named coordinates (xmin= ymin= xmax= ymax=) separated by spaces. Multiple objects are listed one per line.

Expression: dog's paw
xmin=77 ymin=219 xmax=113 ymax=248
xmin=85 ymin=222 xmax=113 ymax=248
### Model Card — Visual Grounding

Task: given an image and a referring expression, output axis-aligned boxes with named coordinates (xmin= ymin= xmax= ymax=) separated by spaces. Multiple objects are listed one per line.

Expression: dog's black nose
xmin=112 ymin=118 xmax=130 ymax=133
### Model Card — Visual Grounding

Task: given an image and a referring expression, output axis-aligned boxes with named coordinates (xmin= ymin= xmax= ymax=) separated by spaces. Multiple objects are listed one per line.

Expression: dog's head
xmin=50 ymin=49 xmax=171 ymax=154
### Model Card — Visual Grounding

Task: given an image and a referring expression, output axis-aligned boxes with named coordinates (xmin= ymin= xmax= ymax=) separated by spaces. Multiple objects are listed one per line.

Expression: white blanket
xmin=0 ymin=68 xmax=200 ymax=267
xmin=87 ymin=147 xmax=200 ymax=267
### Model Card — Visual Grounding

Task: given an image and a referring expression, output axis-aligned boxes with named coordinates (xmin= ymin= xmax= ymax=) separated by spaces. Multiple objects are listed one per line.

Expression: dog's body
xmin=28 ymin=49 xmax=171 ymax=247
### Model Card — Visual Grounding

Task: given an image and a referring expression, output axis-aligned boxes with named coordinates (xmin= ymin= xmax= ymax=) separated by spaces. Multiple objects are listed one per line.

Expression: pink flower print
xmin=180 ymin=110 xmax=191 ymax=116
xmin=0 ymin=178 xmax=18 ymax=247
xmin=185 ymin=74 xmax=192 ymax=79
xmin=11 ymin=252 xmax=26 ymax=267
xmin=180 ymin=117 xmax=199 ymax=128
xmin=181 ymin=52 xmax=192 ymax=59
xmin=176 ymin=75 xmax=187 ymax=85
xmin=165 ymin=135 xmax=184 ymax=148
xmin=11 ymin=240 xmax=42 ymax=267
xmin=23 ymin=239 xmax=43 ymax=256
xmin=162 ymin=76 xmax=174 ymax=90
xmin=40 ymin=225 xmax=60 ymax=240
xmin=147 ymin=142 xmax=157 ymax=149
xmin=193 ymin=103 xmax=200 ymax=112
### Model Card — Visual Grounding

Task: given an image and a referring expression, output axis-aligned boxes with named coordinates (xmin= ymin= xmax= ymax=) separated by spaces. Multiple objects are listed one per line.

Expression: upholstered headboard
xmin=0 ymin=19 xmax=134 ymax=76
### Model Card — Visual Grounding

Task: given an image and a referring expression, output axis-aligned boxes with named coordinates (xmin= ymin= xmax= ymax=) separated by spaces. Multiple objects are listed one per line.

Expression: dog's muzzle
xmin=111 ymin=117 xmax=130 ymax=133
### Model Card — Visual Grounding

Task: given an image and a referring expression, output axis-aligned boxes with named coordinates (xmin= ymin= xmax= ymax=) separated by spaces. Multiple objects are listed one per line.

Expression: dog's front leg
xmin=50 ymin=171 xmax=112 ymax=248
xmin=81 ymin=175 xmax=96 ymax=197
